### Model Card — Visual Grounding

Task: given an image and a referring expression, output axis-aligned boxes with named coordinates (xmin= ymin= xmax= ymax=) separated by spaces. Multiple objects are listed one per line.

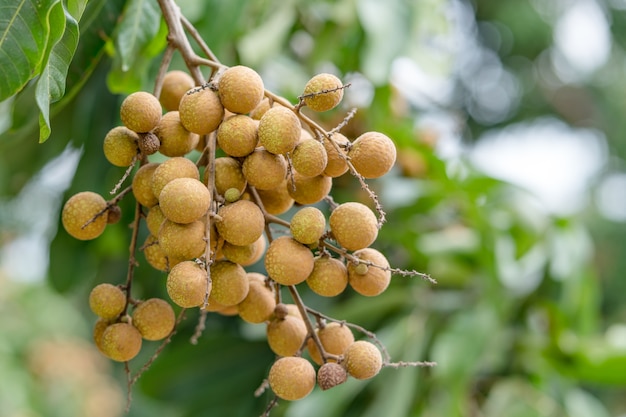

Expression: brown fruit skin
xmin=287 ymin=172 xmax=332 ymax=205
xmin=290 ymin=206 xmax=326 ymax=245
xmin=264 ymin=236 xmax=314 ymax=286
xmin=267 ymin=314 xmax=308 ymax=357
xmin=249 ymin=97 xmax=271 ymax=120
xmin=155 ymin=111 xmax=199 ymax=157
xmin=151 ymin=157 xmax=199 ymax=198
xmin=215 ymin=200 xmax=265 ymax=246
xmin=159 ymin=219 xmax=206 ymax=260
xmin=343 ymin=340 xmax=383 ymax=380
xmin=329 ymin=202 xmax=378 ymax=251
xmin=323 ymin=133 xmax=350 ymax=177
xmin=208 ymin=261 xmax=249 ymax=306
xmin=179 ymin=87 xmax=224 ymax=135
xmin=132 ymin=298 xmax=175 ymax=341
xmin=143 ymin=235 xmax=182 ymax=272
xmin=132 ymin=163 xmax=160 ymax=208
xmin=303 ymin=73 xmax=343 ymax=112
xmin=306 ymin=256 xmax=348 ymax=297
xmin=317 ymin=362 xmax=347 ymax=390
xmin=292 ymin=138 xmax=328 ymax=177
xmin=62 ymin=191 xmax=108 ymax=240
xmin=160 ymin=70 xmax=195 ymax=111
xmin=145 ymin=205 xmax=166 ymax=236
xmin=258 ymin=106 xmax=301 ymax=155
xmin=347 ymin=248 xmax=391 ymax=296
xmin=218 ymin=65 xmax=265 ymax=114
xmin=103 ymin=126 xmax=139 ymax=167
xmin=269 ymin=356 xmax=316 ymax=401
xmin=307 ymin=322 xmax=355 ymax=365
xmin=93 ymin=318 xmax=110 ymax=355
xmin=120 ymin=91 xmax=162 ymax=133
xmin=238 ymin=278 xmax=275 ymax=324
xmin=222 ymin=236 xmax=266 ymax=266
xmin=89 ymin=283 xmax=126 ymax=320
xmin=348 ymin=131 xmax=397 ymax=179
xmin=208 ymin=156 xmax=247 ymax=196
xmin=166 ymin=261 xmax=209 ymax=308
xmin=158 ymin=177 xmax=211 ymax=224
xmin=242 ymin=149 xmax=287 ymax=190
xmin=100 ymin=323 xmax=143 ymax=362
xmin=216 ymin=114 xmax=258 ymax=157
xmin=256 ymin=179 xmax=294 ymax=215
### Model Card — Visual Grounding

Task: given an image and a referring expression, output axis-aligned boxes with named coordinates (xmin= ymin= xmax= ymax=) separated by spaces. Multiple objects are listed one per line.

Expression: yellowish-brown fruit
xmin=242 ymin=149 xmax=287 ymax=190
xmin=100 ymin=323 xmax=142 ymax=362
xmin=343 ymin=340 xmax=382 ymax=380
xmin=106 ymin=205 xmax=122 ymax=224
xmin=132 ymin=163 xmax=160 ymax=208
xmin=215 ymin=200 xmax=265 ymax=246
xmin=93 ymin=318 xmax=110 ymax=355
xmin=132 ymin=298 xmax=175 ymax=341
xmin=207 ymin=260 xmax=249 ymax=306
xmin=151 ymin=156 xmax=199 ymax=198
xmin=317 ymin=362 xmax=347 ymax=390
xmin=238 ymin=278 xmax=275 ymax=324
xmin=267 ymin=314 xmax=308 ymax=357
xmin=145 ymin=205 xmax=166 ymax=236
xmin=348 ymin=131 xmax=397 ymax=179
xmin=348 ymin=248 xmax=391 ymax=296
xmin=179 ymin=87 xmax=224 ymax=135
xmin=303 ymin=73 xmax=343 ymax=112
xmin=307 ymin=322 xmax=354 ymax=365
xmin=287 ymin=172 xmax=332 ymax=205
xmin=62 ymin=191 xmax=108 ymax=240
xmin=268 ymin=356 xmax=316 ymax=401
xmin=306 ymin=256 xmax=348 ymax=297
xmin=158 ymin=177 xmax=211 ymax=224
xmin=265 ymin=236 xmax=314 ymax=286
xmin=218 ymin=65 xmax=265 ymax=114
xmin=249 ymin=97 xmax=271 ymax=120
xmin=291 ymin=138 xmax=328 ymax=177
xmin=323 ymin=133 xmax=349 ymax=177
xmin=216 ymin=114 xmax=258 ymax=157
xmin=160 ymin=70 xmax=195 ymax=111
xmin=329 ymin=202 xmax=378 ymax=251
xmin=103 ymin=126 xmax=139 ymax=167
xmin=154 ymin=111 xmax=199 ymax=157
xmin=290 ymin=206 xmax=326 ymax=245
xmin=166 ymin=260 xmax=209 ymax=308
xmin=256 ymin=179 xmax=294 ymax=215
xmin=120 ymin=91 xmax=162 ymax=133
xmin=143 ymin=235 xmax=182 ymax=272
xmin=159 ymin=219 xmax=206 ymax=260
xmin=258 ymin=106 xmax=301 ymax=155
xmin=208 ymin=156 xmax=247 ymax=196
xmin=89 ymin=283 xmax=126 ymax=320
xmin=222 ymin=235 xmax=266 ymax=266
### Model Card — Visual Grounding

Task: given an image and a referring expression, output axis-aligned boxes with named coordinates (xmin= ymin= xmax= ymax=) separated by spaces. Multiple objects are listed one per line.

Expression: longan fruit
xmin=291 ymin=138 xmax=328 ymax=177
xmin=179 ymin=87 xmax=224 ymax=135
xmin=323 ymin=133 xmax=349 ymax=177
xmin=347 ymin=248 xmax=391 ymax=296
xmin=93 ymin=318 xmax=109 ymax=355
xmin=159 ymin=219 xmax=206 ymax=260
xmin=347 ymin=131 xmax=397 ymax=178
xmin=269 ymin=356 xmax=316 ymax=401
xmin=329 ymin=202 xmax=378 ymax=251
xmin=132 ymin=163 xmax=160 ymax=208
xmin=62 ymin=191 xmax=108 ymax=240
xmin=290 ymin=206 xmax=326 ymax=245
xmin=132 ymin=298 xmax=175 ymax=341
xmin=258 ymin=106 xmax=301 ymax=155
xmin=305 ymin=256 xmax=348 ymax=297
xmin=242 ymin=149 xmax=287 ymax=190
xmin=103 ymin=126 xmax=139 ymax=167
xmin=158 ymin=177 xmax=211 ymax=224
xmin=267 ymin=314 xmax=307 ymax=357
xmin=89 ymin=283 xmax=126 ymax=320
xmin=100 ymin=323 xmax=143 ymax=362
xmin=160 ymin=70 xmax=195 ymax=111
xmin=145 ymin=205 xmax=166 ymax=236
xmin=256 ymin=179 xmax=294 ymax=215
xmin=120 ymin=91 xmax=162 ymax=133
xmin=151 ymin=156 xmax=199 ymax=198
xmin=287 ymin=172 xmax=332 ymax=205
xmin=218 ymin=65 xmax=265 ymax=114
xmin=208 ymin=156 xmax=247 ymax=196
xmin=222 ymin=235 xmax=266 ymax=266
xmin=216 ymin=114 xmax=258 ymax=157
xmin=264 ymin=236 xmax=314 ymax=286
xmin=207 ymin=260 xmax=249 ymax=306
xmin=317 ymin=362 xmax=347 ymax=390
xmin=303 ymin=73 xmax=343 ymax=112
xmin=154 ymin=111 xmax=199 ymax=157
xmin=142 ymin=235 xmax=182 ymax=272
xmin=215 ymin=200 xmax=265 ymax=246
xmin=249 ymin=97 xmax=271 ymax=120
xmin=166 ymin=260 xmax=209 ymax=308
xmin=343 ymin=340 xmax=382 ymax=380
xmin=238 ymin=278 xmax=275 ymax=324
xmin=307 ymin=322 xmax=354 ymax=365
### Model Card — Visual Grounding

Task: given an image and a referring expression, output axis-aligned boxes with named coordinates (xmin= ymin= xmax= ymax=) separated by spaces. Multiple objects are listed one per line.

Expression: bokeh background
xmin=1 ymin=0 xmax=626 ymax=416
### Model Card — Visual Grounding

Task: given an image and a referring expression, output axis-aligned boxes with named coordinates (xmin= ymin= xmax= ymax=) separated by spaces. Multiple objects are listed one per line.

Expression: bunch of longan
xmin=62 ymin=64 xmax=402 ymax=402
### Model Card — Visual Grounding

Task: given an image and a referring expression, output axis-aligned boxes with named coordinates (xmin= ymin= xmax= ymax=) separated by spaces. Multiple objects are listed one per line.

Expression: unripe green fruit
xmin=209 ymin=157 xmax=247 ymax=196
xmin=132 ymin=298 xmax=176 ymax=341
xmin=307 ymin=322 xmax=354 ymax=365
xmin=207 ymin=260 xmax=249 ymax=306
xmin=158 ymin=177 xmax=211 ymax=224
xmin=258 ymin=106 xmax=301 ymax=155
xmin=242 ymin=149 xmax=287 ymax=190
xmin=343 ymin=340 xmax=382 ymax=380
xmin=329 ymin=202 xmax=378 ymax=251
xmin=155 ymin=111 xmax=199 ymax=157
xmin=62 ymin=191 xmax=108 ymax=240
xmin=264 ymin=236 xmax=314 ymax=286
xmin=256 ymin=179 xmax=294 ymax=215
xmin=151 ymin=157 xmax=199 ymax=198
xmin=238 ymin=278 xmax=275 ymax=324
xmin=215 ymin=200 xmax=265 ymax=246
xmin=100 ymin=322 xmax=142 ymax=362
xmin=223 ymin=187 xmax=241 ymax=203
xmin=103 ymin=126 xmax=139 ymax=167
xmin=120 ymin=91 xmax=162 ymax=133
xmin=159 ymin=219 xmax=206 ymax=260
xmin=89 ymin=283 xmax=126 ymax=320
xmin=269 ymin=356 xmax=316 ymax=401
xmin=166 ymin=260 xmax=209 ymax=308
xmin=267 ymin=314 xmax=307 ymax=357
xmin=179 ymin=87 xmax=224 ymax=135
xmin=290 ymin=207 xmax=326 ymax=245
xmin=216 ymin=114 xmax=258 ymax=157
xmin=291 ymin=138 xmax=328 ymax=177
xmin=305 ymin=256 xmax=348 ymax=297
xmin=348 ymin=131 xmax=397 ymax=178
xmin=218 ymin=65 xmax=265 ymax=114
xmin=348 ymin=248 xmax=391 ymax=296
xmin=160 ymin=70 xmax=195 ymax=111
xmin=303 ymin=73 xmax=343 ymax=112
xmin=323 ymin=133 xmax=349 ymax=177
xmin=132 ymin=163 xmax=160 ymax=208
xmin=287 ymin=172 xmax=332 ymax=205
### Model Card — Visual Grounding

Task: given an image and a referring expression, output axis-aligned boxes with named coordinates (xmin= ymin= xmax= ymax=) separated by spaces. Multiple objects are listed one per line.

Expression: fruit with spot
xmin=62 ymin=192 xmax=108 ymax=240
xmin=120 ymin=91 xmax=162 ymax=133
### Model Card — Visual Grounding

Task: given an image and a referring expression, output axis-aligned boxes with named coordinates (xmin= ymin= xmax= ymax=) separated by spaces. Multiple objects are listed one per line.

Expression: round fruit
xmin=264 ymin=236 xmax=314 ymax=286
xmin=222 ymin=235 xmax=266 ymax=266
xmin=160 ymin=70 xmax=195 ymax=111
xmin=132 ymin=298 xmax=176 ymax=341
xmin=291 ymin=138 xmax=328 ymax=177
xmin=120 ymin=91 xmax=162 ymax=133
xmin=154 ymin=111 xmax=199 ymax=157
xmin=89 ymin=283 xmax=126 ymax=320
xmin=62 ymin=191 xmax=108 ymax=240
xmin=179 ymin=87 xmax=224 ymax=135
xmin=323 ymin=133 xmax=349 ymax=177
xmin=317 ymin=362 xmax=347 ymax=390
xmin=256 ymin=179 xmax=294 ymax=215
xmin=306 ymin=256 xmax=348 ymax=297
xmin=307 ymin=322 xmax=354 ymax=365
xmin=347 ymin=248 xmax=391 ymax=296
xmin=215 ymin=200 xmax=265 ymax=246
xmin=159 ymin=219 xmax=206 ymax=260
xmin=216 ymin=114 xmax=258 ymax=157
xmin=303 ymin=73 xmax=343 ymax=112
xmin=268 ymin=356 xmax=316 ymax=401
xmin=249 ymin=97 xmax=271 ymax=120
xmin=151 ymin=156 xmax=199 ymax=198
xmin=242 ymin=149 xmax=287 ymax=190
xmin=329 ymin=202 xmax=378 ymax=251
xmin=237 ymin=278 xmax=275 ymax=324
xmin=166 ymin=260 xmax=209 ymax=308
xmin=100 ymin=322 xmax=143 ymax=362
xmin=207 ymin=260 xmax=249 ymax=306
xmin=287 ymin=172 xmax=332 ymax=205
xmin=158 ymin=177 xmax=211 ymax=224
xmin=145 ymin=205 xmax=166 ymax=236
xmin=267 ymin=314 xmax=307 ymax=357
xmin=209 ymin=156 xmax=247 ymax=196
xmin=258 ymin=106 xmax=301 ymax=155
xmin=93 ymin=318 xmax=109 ymax=355
xmin=106 ymin=205 xmax=122 ymax=224
xmin=218 ymin=65 xmax=265 ymax=114
xmin=223 ymin=187 xmax=241 ymax=203
xmin=347 ymin=131 xmax=397 ymax=179
xmin=143 ymin=235 xmax=182 ymax=272
xmin=343 ymin=340 xmax=383 ymax=380
xmin=132 ymin=163 xmax=160 ymax=208
xmin=103 ymin=126 xmax=139 ymax=167
xmin=290 ymin=206 xmax=326 ymax=245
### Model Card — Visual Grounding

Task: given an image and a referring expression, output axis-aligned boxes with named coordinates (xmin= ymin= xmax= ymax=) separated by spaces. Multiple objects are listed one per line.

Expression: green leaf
xmin=0 ymin=0 xmax=62 ymax=100
xmin=116 ymin=0 xmax=162 ymax=72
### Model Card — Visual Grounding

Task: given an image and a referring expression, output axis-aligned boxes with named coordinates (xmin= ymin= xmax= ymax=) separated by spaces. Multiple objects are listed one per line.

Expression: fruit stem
xmin=286 ymin=285 xmax=329 ymax=361
xmin=121 ymin=200 xmax=143 ymax=317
